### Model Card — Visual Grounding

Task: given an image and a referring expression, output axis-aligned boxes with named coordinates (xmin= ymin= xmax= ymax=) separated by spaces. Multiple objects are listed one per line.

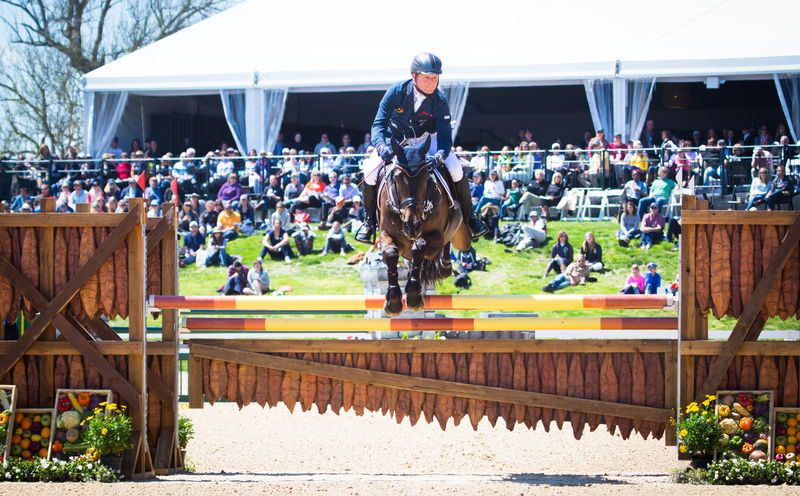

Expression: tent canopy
xmin=84 ymin=0 xmax=800 ymax=94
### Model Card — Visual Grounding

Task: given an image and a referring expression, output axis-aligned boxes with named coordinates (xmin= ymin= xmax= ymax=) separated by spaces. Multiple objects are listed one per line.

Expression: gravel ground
xmin=7 ymin=403 xmax=800 ymax=495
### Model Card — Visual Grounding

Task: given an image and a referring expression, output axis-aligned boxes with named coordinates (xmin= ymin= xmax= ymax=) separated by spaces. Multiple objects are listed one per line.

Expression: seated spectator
xmin=180 ymin=221 xmax=205 ymax=267
xmin=147 ymin=199 xmax=161 ymax=218
xmin=543 ymin=254 xmax=589 ymax=292
xmin=763 ymin=165 xmax=796 ymax=210
xmin=620 ymin=168 xmax=647 ymax=206
xmin=188 ymin=193 xmax=202 ymax=216
xmin=244 ymin=259 xmax=270 ymax=295
xmin=519 ymin=169 xmax=548 ymax=209
xmin=474 ymin=170 xmax=504 ymax=213
xmin=106 ymin=196 xmax=118 ymax=214
xmin=745 ymin=167 xmax=771 ymax=210
xmin=217 ymin=173 xmax=243 ymax=204
xmin=261 ymin=219 xmax=294 ymax=262
xmin=237 ymin=194 xmax=256 ymax=235
xmin=289 ymin=170 xmax=325 ymax=215
xmin=283 ymin=174 xmax=302 ymax=203
xmin=68 ymin=180 xmax=88 ymax=210
xmin=645 ymin=262 xmax=661 ymax=294
xmin=144 ymin=177 xmax=162 ymax=204
xmin=454 ymin=246 xmax=481 ymax=273
xmin=344 ymin=196 xmax=365 ymax=232
xmin=580 ymin=232 xmax=603 ymax=272
xmin=178 ymin=201 xmax=198 ymax=233
xmin=221 ymin=261 xmax=249 ymax=295
xmin=701 ymin=139 xmax=726 ymax=190
xmin=500 ymin=179 xmax=522 ymax=219
xmin=320 ymin=222 xmax=353 ymax=256
xmin=318 ymin=172 xmax=341 ymax=229
xmin=9 ymin=187 xmax=32 ymax=212
xmin=542 ymin=172 xmax=566 ymax=217
xmin=617 ymin=200 xmax=641 ymax=247
xmin=619 ymin=264 xmax=645 ymax=294
xmin=87 ymin=180 xmax=105 ymax=204
xmin=120 ymin=178 xmax=142 ymax=200
xmin=637 ymin=166 xmax=676 ymax=218
xmin=292 ymin=223 xmax=316 ymax=256
xmin=624 ymin=141 xmax=649 ymax=181
xmin=205 ymin=228 xmax=233 ymax=267
xmin=514 ymin=211 xmax=547 ymax=251
xmin=116 ymin=153 xmax=132 ymax=180
xmin=199 ymin=200 xmax=218 ymax=235
xmin=469 ymin=172 xmax=483 ymax=207
xmin=271 ymin=202 xmax=292 ymax=232
xmin=216 ymin=200 xmax=241 ymax=240
xmin=104 ymin=179 xmax=120 ymax=201
xmin=543 ymin=231 xmax=573 ymax=278
xmin=258 ymin=174 xmax=284 ymax=221
xmin=641 ymin=203 xmax=665 ymax=250
xmin=55 ymin=183 xmax=71 ymax=209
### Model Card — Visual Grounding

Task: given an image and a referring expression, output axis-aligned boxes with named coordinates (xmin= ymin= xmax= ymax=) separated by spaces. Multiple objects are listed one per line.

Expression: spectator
xmin=543 ymin=231 xmax=573 ymax=278
xmin=763 ymin=164 xmax=796 ymax=210
xmin=701 ymin=139 xmax=726 ymax=190
xmin=106 ymin=136 xmax=124 ymax=158
xmin=500 ymin=179 xmax=522 ymax=219
xmin=454 ymin=246 xmax=481 ymax=273
xmin=180 ymin=221 xmax=205 ymax=267
xmin=116 ymin=152 xmax=132 ymax=180
xmin=9 ymin=187 xmax=32 ymax=212
xmin=620 ymin=168 xmax=647 ymax=206
xmin=271 ymin=202 xmax=292 ymax=231
xmin=221 ymin=261 xmax=248 ymax=295
xmin=293 ymin=223 xmax=316 ymax=256
xmin=55 ymin=183 xmax=71 ymax=209
xmin=68 ymin=180 xmax=88 ymax=210
xmin=314 ymin=133 xmax=337 ymax=155
xmin=87 ymin=180 xmax=105 ymax=204
xmin=545 ymin=143 xmax=565 ymax=178
xmin=514 ymin=211 xmax=547 ymax=251
xmin=640 ymin=119 xmax=660 ymax=150
xmin=104 ymin=179 xmax=120 ymax=201
xmin=318 ymin=172 xmax=341 ymax=228
xmin=147 ymin=199 xmax=161 ymax=218
xmin=217 ymin=173 xmax=243 ymax=203
xmin=625 ymin=141 xmax=649 ymax=179
xmin=619 ymin=264 xmax=645 ymax=294
xmin=283 ymin=174 xmax=302 ymax=203
xmin=244 ymin=259 xmax=271 ymax=295
xmin=637 ymin=166 xmax=676 ymax=218
xmin=745 ymin=167 xmax=770 ymax=210
xmin=217 ymin=200 xmax=241 ymax=240
xmin=106 ymin=196 xmax=118 ymax=214
xmin=261 ymin=219 xmax=294 ymax=262
xmin=580 ymin=232 xmax=603 ymax=272
xmin=237 ymin=194 xmax=256 ymax=235
xmin=469 ymin=172 xmax=483 ymax=206
xmin=178 ymin=201 xmax=198 ymax=233
xmin=289 ymin=170 xmax=325 ymax=215
xmin=751 ymin=146 xmax=774 ymax=177
xmin=210 ymin=149 xmax=236 ymax=191
xmin=356 ymin=132 xmax=371 ymax=154
xmin=145 ymin=138 xmax=159 ymax=158
xmin=645 ymin=262 xmax=661 ymax=294
xmin=345 ymin=196 xmax=365 ymax=231
xmin=259 ymin=175 xmax=284 ymax=220
xmin=144 ymin=177 xmax=162 ymax=204
xmin=199 ymin=200 xmax=218 ymax=235
xmin=321 ymin=222 xmax=353 ymax=256
xmin=470 ymin=146 xmax=490 ymax=173
xmin=474 ymin=170 xmax=505 ymax=213
xmin=188 ymin=192 xmax=202 ymax=216
xmin=608 ymin=133 xmax=629 ymax=185
xmin=617 ymin=200 xmax=641 ymax=247
xmin=543 ymin=172 xmax=566 ymax=214
xmin=542 ymin=254 xmax=589 ymax=293
xmin=205 ymin=228 xmax=234 ymax=267
xmin=640 ymin=203 xmax=665 ymax=250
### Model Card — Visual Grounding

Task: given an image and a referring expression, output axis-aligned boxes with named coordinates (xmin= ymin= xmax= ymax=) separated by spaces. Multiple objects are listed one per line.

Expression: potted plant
xmin=82 ymin=403 xmax=132 ymax=472
xmin=177 ymin=414 xmax=194 ymax=461
xmin=676 ymin=395 xmax=722 ymax=468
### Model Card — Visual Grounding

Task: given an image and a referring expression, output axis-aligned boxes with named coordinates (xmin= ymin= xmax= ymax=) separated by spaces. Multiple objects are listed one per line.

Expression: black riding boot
xmin=354 ymin=183 xmax=377 ymax=244
xmin=454 ymin=176 xmax=488 ymax=239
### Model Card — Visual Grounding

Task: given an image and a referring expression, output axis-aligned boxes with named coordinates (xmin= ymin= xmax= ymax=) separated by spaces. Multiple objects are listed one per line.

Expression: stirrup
xmin=354 ymin=222 xmax=375 ymax=244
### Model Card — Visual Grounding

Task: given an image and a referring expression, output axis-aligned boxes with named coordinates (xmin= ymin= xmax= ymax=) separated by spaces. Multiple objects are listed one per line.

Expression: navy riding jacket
xmin=371 ymin=79 xmax=453 ymax=159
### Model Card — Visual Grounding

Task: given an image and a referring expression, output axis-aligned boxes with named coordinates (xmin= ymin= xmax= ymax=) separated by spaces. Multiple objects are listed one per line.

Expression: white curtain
xmin=245 ymin=88 xmax=288 ymax=154
xmin=220 ymin=89 xmax=247 ymax=154
xmin=584 ymin=79 xmax=614 ymax=137
xmin=624 ymin=78 xmax=656 ymax=143
xmin=441 ymin=82 xmax=470 ymax=141
xmin=774 ymin=74 xmax=800 ymax=141
xmin=83 ymin=91 xmax=129 ymax=158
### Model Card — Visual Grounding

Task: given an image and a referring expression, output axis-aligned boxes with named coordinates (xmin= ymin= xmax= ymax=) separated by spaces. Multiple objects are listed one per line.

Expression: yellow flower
xmin=99 ymin=402 xmax=107 ymax=406
xmin=94 ymin=408 xmax=102 ymax=414
xmin=106 ymin=403 xmax=118 ymax=411
xmin=685 ymin=403 xmax=700 ymax=413
xmin=101 ymin=428 xmax=108 ymax=436
xmin=680 ymin=445 xmax=687 ymax=453
xmin=680 ymin=429 xmax=688 ymax=437
xmin=706 ymin=395 xmax=716 ymax=402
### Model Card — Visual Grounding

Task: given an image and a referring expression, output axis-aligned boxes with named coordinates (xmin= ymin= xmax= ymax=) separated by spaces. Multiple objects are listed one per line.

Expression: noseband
xmin=387 ymin=163 xmax=433 ymax=219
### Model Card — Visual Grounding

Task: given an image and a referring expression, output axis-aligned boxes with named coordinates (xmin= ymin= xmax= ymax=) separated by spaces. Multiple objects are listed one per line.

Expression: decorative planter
xmin=690 ymin=455 xmax=714 ymax=469
xmin=100 ymin=455 xmax=123 ymax=472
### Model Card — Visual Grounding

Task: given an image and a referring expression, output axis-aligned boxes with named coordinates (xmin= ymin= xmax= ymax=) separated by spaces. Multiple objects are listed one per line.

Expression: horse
xmin=377 ymin=136 xmax=471 ymax=315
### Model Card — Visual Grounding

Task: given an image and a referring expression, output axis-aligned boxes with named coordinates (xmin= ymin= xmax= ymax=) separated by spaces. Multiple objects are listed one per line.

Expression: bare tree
xmin=1 ymin=0 xmax=229 ymax=74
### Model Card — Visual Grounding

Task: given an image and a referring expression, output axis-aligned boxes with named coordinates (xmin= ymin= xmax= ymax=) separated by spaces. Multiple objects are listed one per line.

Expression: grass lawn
xmin=175 ymin=219 xmax=799 ymax=332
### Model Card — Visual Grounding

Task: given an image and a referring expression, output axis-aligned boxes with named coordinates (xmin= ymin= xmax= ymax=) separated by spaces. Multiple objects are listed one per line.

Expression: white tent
xmin=83 ymin=0 xmax=800 ymax=155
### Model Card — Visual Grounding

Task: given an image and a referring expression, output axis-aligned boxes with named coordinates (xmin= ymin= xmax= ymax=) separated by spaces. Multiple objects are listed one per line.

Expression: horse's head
xmin=389 ymin=136 xmax=432 ymax=239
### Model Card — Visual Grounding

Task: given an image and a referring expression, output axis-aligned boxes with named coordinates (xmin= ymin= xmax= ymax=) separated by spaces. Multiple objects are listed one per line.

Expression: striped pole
xmin=183 ymin=317 xmax=678 ymax=332
xmin=154 ymin=294 xmax=672 ymax=312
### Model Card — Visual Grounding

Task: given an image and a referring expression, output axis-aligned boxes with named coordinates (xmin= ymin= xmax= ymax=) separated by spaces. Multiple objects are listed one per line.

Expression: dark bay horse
xmin=378 ymin=137 xmax=471 ymax=315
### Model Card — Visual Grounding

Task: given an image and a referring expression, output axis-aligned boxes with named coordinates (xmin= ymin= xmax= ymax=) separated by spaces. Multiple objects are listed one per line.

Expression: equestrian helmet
xmin=410 ymin=53 xmax=442 ymax=74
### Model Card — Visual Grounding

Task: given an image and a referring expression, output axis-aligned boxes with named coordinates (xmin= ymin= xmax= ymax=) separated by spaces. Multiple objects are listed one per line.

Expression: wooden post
xmin=39 ymin=198 xmax=55 ymax=406
xmin=126 ymin=198 xmax=150 ymax=477
xmin=188 ymin=357 xmax=203 ymax=409
xmin=664 ymin=346 xmax=678 ymax=446
xmin=678 ymin=196 xmax=699 ymax=412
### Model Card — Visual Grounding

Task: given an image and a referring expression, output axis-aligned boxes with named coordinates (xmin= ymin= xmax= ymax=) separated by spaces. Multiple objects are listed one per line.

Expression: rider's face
xmin=413 ymin=73 xmax=439 ymax=95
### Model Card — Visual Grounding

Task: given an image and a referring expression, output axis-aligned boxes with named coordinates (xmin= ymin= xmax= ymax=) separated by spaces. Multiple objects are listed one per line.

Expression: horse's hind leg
xmin=439 ymin=241 xmax=453 ymax=279
xmin=407 ymin=233 xmax=441 ymax=311
xmin=382 ymin=237 xmax=403 ymax=316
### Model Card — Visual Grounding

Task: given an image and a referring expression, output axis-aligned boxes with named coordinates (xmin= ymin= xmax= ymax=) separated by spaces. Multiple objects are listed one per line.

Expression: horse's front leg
xmin=382 ymin=235 xmax=403 ymax=316
xmin=405 ymin=237 xmax=426 ymax=311
xmin=439 ymin=241 xmax=453 ymax=279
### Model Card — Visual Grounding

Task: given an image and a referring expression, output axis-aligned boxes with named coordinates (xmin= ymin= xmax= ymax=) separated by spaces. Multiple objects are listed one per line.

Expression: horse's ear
xmin=391 ymin=138 xmax=404 ymax=161
xmin=420 ymin=135 xmax=431 ymax=156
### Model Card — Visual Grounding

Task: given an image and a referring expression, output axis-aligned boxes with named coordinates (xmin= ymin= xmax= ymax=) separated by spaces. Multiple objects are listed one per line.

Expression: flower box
xmin=716 ymin=390 xmax=773 ymax=461
xmin=51 ymin=389 xmax=113 ymax=459
xmin=771 ymin=407 xmax=800 ymax=463
xmin=0 ymin=385 xmax=18 ymax=463
xmin=8 ymin=408 xmax=56 ymax=460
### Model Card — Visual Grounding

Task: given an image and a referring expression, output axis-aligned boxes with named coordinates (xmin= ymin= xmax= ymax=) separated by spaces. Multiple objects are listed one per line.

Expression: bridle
xmin=387 ymin=161 xmax=433 ymax=221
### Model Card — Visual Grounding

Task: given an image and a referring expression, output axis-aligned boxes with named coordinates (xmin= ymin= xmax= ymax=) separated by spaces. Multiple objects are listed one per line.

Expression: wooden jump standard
xmin=183 ymin=316 xmax=678 ymax=332
xmin=152 ymin=294 xmax=672 ymax=312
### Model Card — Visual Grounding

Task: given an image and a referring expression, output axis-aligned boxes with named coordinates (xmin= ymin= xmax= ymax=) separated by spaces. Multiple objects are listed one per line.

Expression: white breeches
xmin=363 ymin=133 xmax=463 ymax=185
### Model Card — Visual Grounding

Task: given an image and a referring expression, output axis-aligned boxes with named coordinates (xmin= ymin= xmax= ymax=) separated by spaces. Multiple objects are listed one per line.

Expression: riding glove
xmin=377 ymin=144 xmax=394 ymax=162
xmin=426 ymin=152 xmax=445 ymax=169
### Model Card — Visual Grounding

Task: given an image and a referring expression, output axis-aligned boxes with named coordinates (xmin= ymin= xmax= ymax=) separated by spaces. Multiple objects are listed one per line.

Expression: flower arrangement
xmin=52 ymin=389 xmax=112 ymax=458
xmin=0 ymin=456 xmax=119 ymax=482
xmin=716 ymin=391 xmax=772 ymax=461
xmin=81 ymin=403 xmax=132 ymax=457
xmin=676 ymin=395 xmax=722 ymax=457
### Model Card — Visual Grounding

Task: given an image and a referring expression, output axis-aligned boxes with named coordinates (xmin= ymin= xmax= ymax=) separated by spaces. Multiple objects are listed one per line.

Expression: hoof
xmin=385 ymin=286 xmax=403 ymax=316
xmin=439 ymin=260 xmax=453 ymax=279
xmin=405 ymin=279 xmax=424 ymax=311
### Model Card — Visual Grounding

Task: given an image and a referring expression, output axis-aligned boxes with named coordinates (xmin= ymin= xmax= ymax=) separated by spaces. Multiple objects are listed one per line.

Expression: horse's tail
xmin=418 ymin=257 xmax=450 ymax=290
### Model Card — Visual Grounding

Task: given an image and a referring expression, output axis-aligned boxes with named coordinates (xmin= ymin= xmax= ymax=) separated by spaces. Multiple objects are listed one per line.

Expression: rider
xmin=354 ymin=52 xmax=489 ymax=243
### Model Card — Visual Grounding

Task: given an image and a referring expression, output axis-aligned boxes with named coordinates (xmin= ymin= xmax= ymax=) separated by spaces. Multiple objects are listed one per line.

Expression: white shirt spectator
xmin=546 ymin=153 xmax=564 ymax=172
xmin=215 ymin=159 xmax=234 ymax=179
xmin=68 ymin=189 xmax=88 ymax=210
xmin=483 ymin=178 xmax=505 ymax=199
xmin=247 ymin=268 xmax=270 ymax=292
xmin=338 ymin=183 xmax=358 ymax=201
